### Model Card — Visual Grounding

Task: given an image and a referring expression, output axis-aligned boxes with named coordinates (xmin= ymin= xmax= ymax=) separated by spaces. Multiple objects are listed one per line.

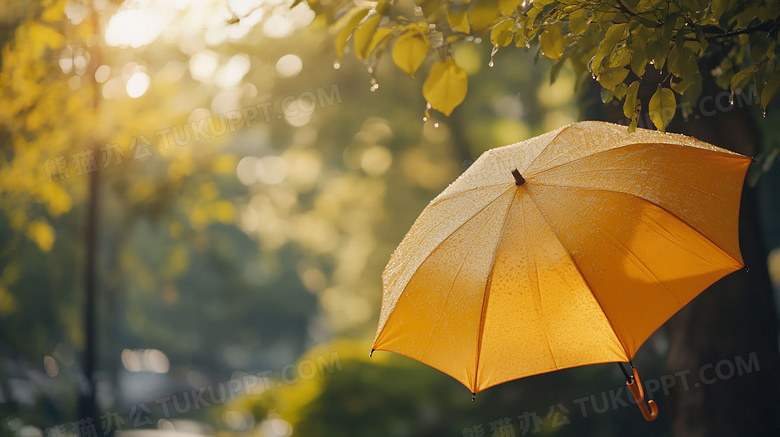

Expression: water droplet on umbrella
xmin=333 ymin=62 xmax=340 ymax=69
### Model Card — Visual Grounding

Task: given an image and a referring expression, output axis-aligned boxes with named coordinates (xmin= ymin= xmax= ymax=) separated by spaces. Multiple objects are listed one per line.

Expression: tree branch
xmin=703 ymin=19 xmax=777 ymax=41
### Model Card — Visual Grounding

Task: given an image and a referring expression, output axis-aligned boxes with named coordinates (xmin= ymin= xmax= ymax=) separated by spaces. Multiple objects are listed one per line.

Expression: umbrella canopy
xmin=372 ymin=121 xmax=751 ymax=402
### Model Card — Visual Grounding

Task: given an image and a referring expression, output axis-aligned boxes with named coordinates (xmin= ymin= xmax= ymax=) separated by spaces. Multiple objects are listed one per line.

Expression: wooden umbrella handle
xmin=627 ymin=367 xmax=658 ymax=421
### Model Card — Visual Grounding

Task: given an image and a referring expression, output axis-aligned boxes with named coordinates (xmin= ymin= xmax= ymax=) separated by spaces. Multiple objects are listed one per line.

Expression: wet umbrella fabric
xmin=371 ymin=121 xmax=751 ymax=420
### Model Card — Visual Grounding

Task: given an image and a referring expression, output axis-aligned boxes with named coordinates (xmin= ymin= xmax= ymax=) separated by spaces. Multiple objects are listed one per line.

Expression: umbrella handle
xmin=626 ymin=367 xmax=658 ymax=421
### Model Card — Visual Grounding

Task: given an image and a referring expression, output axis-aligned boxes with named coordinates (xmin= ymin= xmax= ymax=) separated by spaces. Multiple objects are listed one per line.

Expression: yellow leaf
xmin=468 ymin=0 xmax=499 ymax=32
xmin=353 ymin=14 xmax=382 ymax=61
xmin=367 ymin=28 xmax=395 ymax=58
xmin=334 ymin=8 xmax=370 ymax=59
xmin=213 ymin=200 xmax=235 ymax=224
xmin=448 ymin=9 xmax=470 ymax=33
xmin=490 ymin=19 xmax=514 ymax=48
xmin=392 ymin=29 xmax=429 ymax=76
xmin=28 ymin=22 xmax=64 ymax=57
xmin=423 ymin=59 xmax=468 ymax=116
xmin=539 ymin=22 xmax=564 ymax=60
xmin=42 ymin=3 xmax=65 ymax=22
xmin=649 ymin=86 xmax=676 ymax=132
xmin=212 ymin=154 xmax=237 ymax=174
xmin=26 ymin=219 xmax=55 ymax=252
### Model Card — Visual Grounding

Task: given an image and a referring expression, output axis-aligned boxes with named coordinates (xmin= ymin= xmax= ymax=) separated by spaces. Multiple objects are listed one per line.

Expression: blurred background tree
xmin=0 ymin=0 xmax=778 ymax=437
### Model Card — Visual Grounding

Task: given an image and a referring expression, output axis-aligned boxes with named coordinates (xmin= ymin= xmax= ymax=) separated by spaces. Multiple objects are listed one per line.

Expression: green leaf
xmin=423 ymin=59 xmax=468 ymax=116
xmin=597 ymin=66 xmax=629 ymax=90
xmin=614 ymin=82 xmax=627 ymax=100
xmin=353 ymin=14 xmax=382 ymax=61
xmin=630 ymin=50 xmax=648 ymax=77
xmin=601 ymin=87 xmax=614 ymax=104
xmin=731 ymin=65 xmax=757 ymax=93
xmin=549 ymin=55 xmax=567 ymax=83
xmin=609 ymin=46 xmax=631 ymax=68
xmin=623 ymin=80 xmax=640 ymax=118
xmin=539 ymin=22 xmax=564 ymax=60
xmin=392 ymin=28 xmax=429 ymax=76
xmin=647 ymin=35 xmax=670 ymax=69
xmin=649 ymin=86 xmax=676 ymax=131
xmin=592 ymin=23 xmax=627 ymax=75
xmin=491 ymin=19 xmax=515 ymax=48
xmin=761 ymin=73 xmax=780 ymax=110
xmin=569 ymin=8 xmax=589 ymax=35
xmin=498 ymin=0 xmax=521 ymax=16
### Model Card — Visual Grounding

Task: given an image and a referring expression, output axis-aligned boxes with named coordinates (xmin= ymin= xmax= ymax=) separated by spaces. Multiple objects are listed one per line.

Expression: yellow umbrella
xmin=370 ymin=121 xmax=752 ymax=421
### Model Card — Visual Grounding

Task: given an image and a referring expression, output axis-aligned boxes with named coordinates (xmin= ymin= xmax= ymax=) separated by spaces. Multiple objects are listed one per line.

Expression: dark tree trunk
xmin=585 ymin=67 xmax=780 ymax=436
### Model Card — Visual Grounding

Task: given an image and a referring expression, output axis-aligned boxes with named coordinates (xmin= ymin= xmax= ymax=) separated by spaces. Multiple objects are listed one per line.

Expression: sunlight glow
xmin=121 ymin=348 xmax=170 ymax=373
xmin=189 ymin=50 xmax=220 ymax=83
xmin=95 ymin=65 xmax=111 ymax=83
xmin=263 ymin=14 xmax=293 ymax=38
xmin=105 ymin=6 xmax=170 ymax=48
xmin=275 ymin=54 xmax=302 ymax=78
xmin=215 ymin=54 xmax=251 ymax=88
xmin=126 ymin=71 xmax=151 ymax=98
xmin=228 ymin=0 xmax=263 ymax=16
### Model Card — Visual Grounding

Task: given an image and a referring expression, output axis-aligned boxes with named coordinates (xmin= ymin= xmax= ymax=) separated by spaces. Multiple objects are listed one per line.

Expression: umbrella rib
xmin=429 ymin=182 xmax=512 ymax=209
xmin=376 ymin=187 xmax=515 ymax=347
xmin=530 ymin=142 xmax=748 ymax=179
xmin=641 ymin=213 xmax=724 ymax=268
xmin=523 ymin=196 xmax=559 ymax=368
xmin=530 ymin=182 xmax=743 ymax=268
xmin=523 ymin=190 xmax=631 ymax=360
xmin=383 ymin=185 xmax=511 ymax=294
xmin=419 ymin=193 xmax=509 ymax=359
xmin=534 ymin=166 xmax=736 ymax=209
xmin=473 ymin=189 xmax=519 ymax=391
xmin=523 ymin=123 xmax=575 ymax=172
xmin=600 ymin=227 xmax=683 ymax=306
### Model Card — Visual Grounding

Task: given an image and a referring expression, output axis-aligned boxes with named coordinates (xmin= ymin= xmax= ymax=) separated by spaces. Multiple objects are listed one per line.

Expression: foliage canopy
xmin=301 ymin=0 xmax=780 ymax=131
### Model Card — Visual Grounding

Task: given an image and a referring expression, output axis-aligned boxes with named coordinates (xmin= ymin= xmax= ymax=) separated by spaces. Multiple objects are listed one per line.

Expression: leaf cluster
xmin=307 ymin=0 xmax=780 ymax=131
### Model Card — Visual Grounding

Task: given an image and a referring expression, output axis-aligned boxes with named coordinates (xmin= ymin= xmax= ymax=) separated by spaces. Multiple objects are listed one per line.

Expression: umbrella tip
xmin=471 ymin=393 xmax=476 ymax=402
xmin=511 ymin=168 xmax=525 ymax=185
xmin=369 ymin=349 xmax=374 ymax=358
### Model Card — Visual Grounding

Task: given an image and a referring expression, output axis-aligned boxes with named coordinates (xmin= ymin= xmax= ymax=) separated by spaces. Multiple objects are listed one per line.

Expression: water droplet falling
xmin=333 ymin=61 xmax=340 ymax=69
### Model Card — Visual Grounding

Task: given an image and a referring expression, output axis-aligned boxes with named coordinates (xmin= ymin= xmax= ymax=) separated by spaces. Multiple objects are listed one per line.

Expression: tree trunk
xmin=584 ymin=68 xmax=780 ymax=436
